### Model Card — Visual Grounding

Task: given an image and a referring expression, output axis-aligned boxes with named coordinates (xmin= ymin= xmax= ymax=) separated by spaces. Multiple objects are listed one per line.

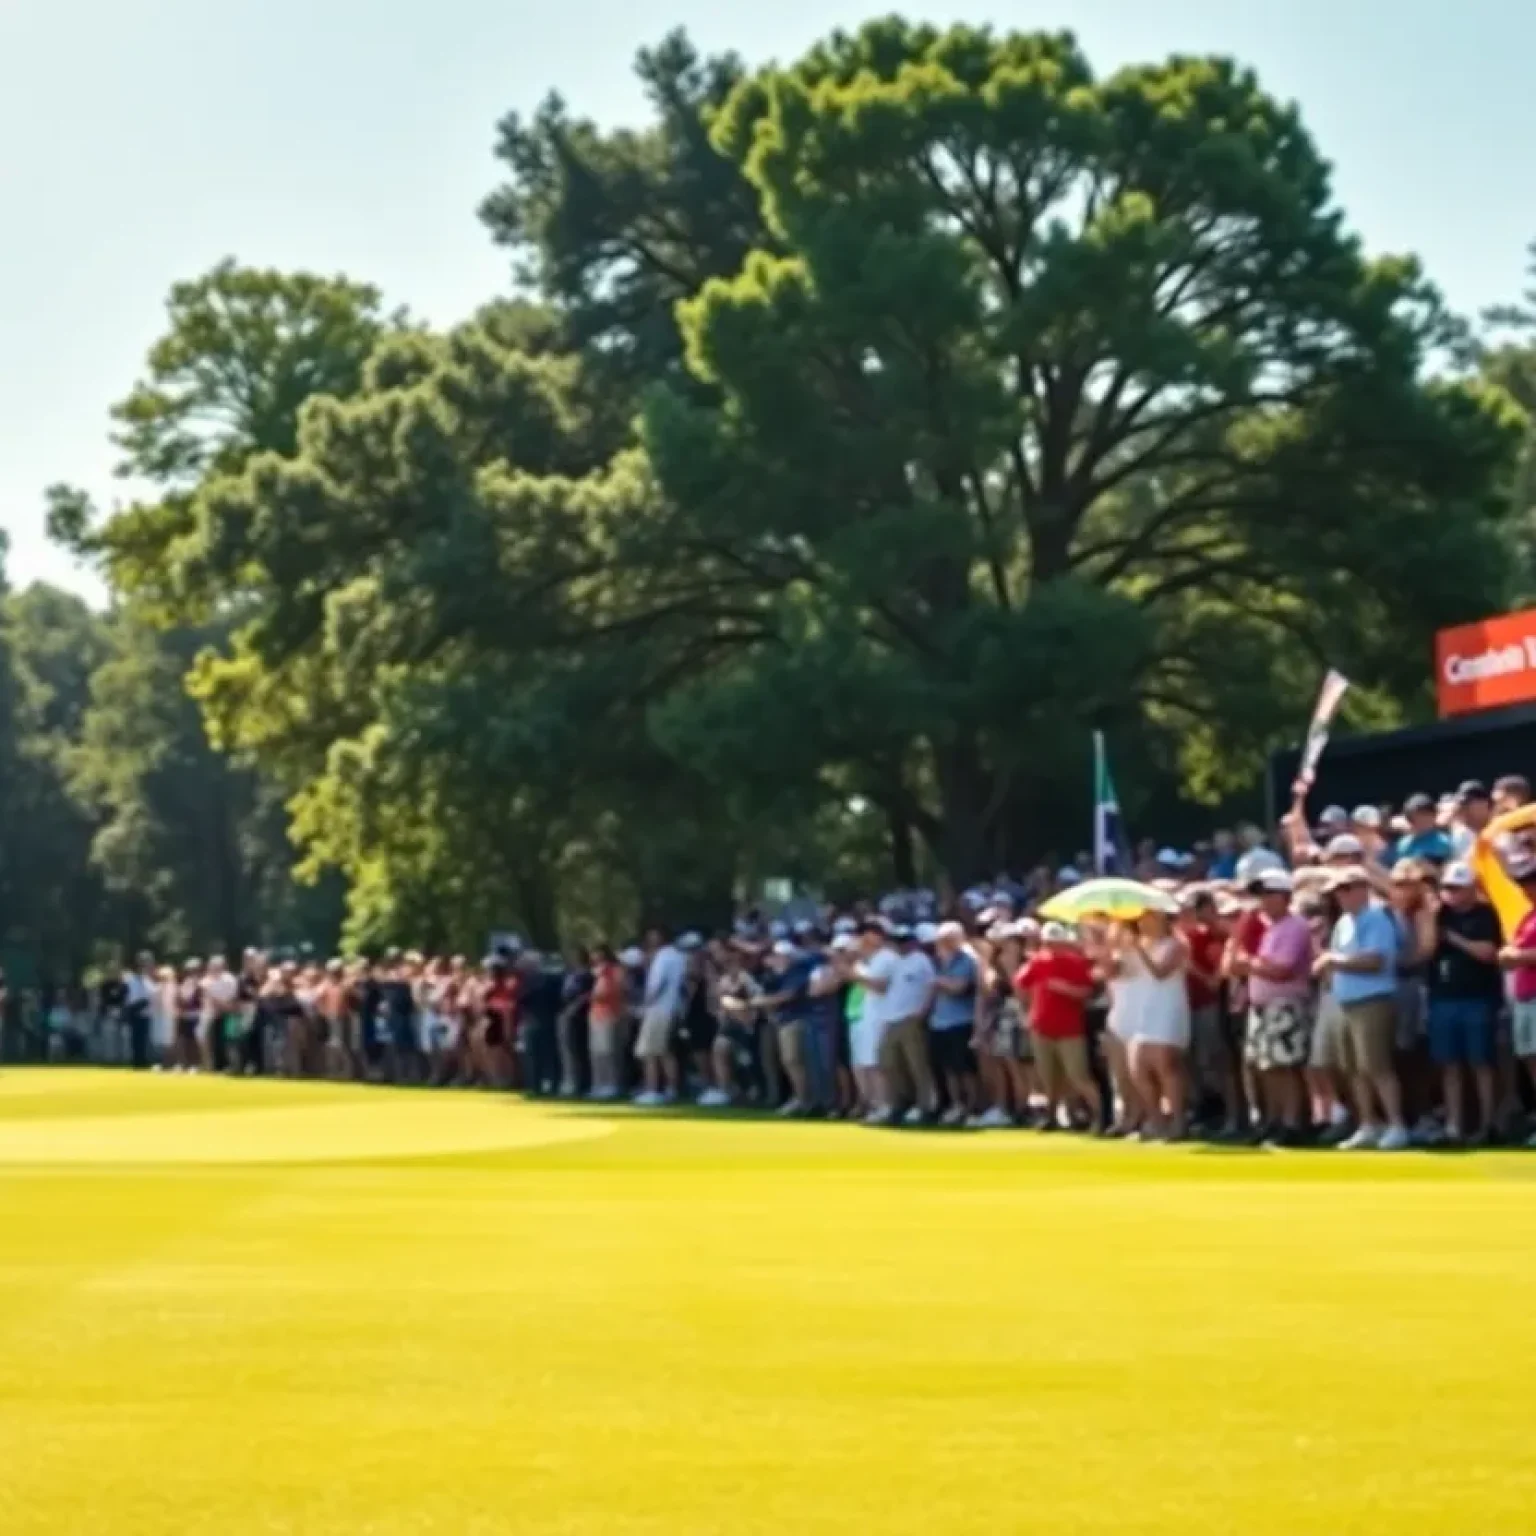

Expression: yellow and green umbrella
xmin=1037 ymin=877 xmax=1180 ymax=924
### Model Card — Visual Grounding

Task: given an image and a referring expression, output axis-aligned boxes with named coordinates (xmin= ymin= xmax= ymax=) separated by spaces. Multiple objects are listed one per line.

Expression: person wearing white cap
xmin=1015 ymin=922 xmax=1102 ymax=1131
xmin=1315 ymin=868 xmax=1408 ymax=1150
xmin=1242 ymin=870 xmax=1314 ymax=1143
xmin=876 ymin=927 xmax=938 ymax=1126
xmin=1422 ymin=861 xmax=1501 ymax=1144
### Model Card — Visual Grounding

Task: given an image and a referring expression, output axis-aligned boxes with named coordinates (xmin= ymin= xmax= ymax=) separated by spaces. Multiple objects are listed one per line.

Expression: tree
xmin=0 ymin=577 xmax=115 ymax=986
xmin=1482 ymin=238 xmax=1536 ymax=593
xmin=632 ymin=20 xmax=1521 ymax=878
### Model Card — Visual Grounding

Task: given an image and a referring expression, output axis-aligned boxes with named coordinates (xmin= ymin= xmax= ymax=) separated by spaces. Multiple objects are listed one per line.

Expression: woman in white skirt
xmin=1100 ymin=912 xmax=1191 ymax=1139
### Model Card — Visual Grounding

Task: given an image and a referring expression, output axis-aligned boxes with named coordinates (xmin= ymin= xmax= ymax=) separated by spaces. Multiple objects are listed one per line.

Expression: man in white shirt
xmin=635 ymin=928 xmax=686 ymax=1105
xmin=877 ymin=927 xmax=937 ymax=1126
xmin=200 ymin=956 xmax=238 ymax=1074
xmin=122 ymin=952 xmax=155 ymax=1070
xmin=850 ymin=919 xmax=899 ymax=1123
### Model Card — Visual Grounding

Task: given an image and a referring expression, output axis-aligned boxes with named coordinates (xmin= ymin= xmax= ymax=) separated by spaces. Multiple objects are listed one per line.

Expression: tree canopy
xmin=5 ymin=17 xmax=1531 ymax=978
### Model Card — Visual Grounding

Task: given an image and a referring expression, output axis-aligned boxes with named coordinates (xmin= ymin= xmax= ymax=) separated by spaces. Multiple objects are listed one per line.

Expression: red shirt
xmin=1014 ymin=951 xmax=1093 ymax=1040
xmin=1183 ymin=923 xmax=1224 ymax=1009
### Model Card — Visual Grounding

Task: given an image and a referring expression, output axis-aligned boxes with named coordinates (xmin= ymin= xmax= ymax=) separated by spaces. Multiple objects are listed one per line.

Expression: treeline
xmin=4 ymin=20 xmax=1535 ymax=983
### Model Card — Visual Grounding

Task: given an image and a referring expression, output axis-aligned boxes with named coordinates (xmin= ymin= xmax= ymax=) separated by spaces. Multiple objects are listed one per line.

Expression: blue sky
xmin=3 ymin=0 xmax=1533 ymax=600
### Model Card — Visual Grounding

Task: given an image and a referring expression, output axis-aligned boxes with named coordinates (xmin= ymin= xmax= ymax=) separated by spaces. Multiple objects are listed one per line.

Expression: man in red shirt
xmin=1015 ymin=922 xmax=1103 ymax=1132
xmin=1179 ymin=889 xmax=1240 ymax=1135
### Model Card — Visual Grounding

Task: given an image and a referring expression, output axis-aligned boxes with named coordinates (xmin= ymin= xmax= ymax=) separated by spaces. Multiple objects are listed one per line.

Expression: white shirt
xmin=854 ymin=945 xmax=900 ymax=1030
xmin=884 ymin=949 xmax=936 ymax=1022
xmin=123 ymin=970 xmax=153 ymax=1009
xmin=644 ymin=945 xmax=687 ymax=1016
xmin=202 ymin=971 xmax=237 ymax=1020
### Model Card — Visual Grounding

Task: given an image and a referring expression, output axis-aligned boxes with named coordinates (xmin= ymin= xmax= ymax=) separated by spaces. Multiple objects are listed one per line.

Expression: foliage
xmin=7 ymin=22 xmax=1530 ymax=976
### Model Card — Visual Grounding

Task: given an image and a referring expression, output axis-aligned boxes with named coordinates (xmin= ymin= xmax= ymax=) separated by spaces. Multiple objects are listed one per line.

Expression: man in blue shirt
xmin=1393 ymin=792 xmax=1452 ymax=866
xmin=930 ymin=922 xmax=980 ymax=1127
xmin=1316 ymin=867 xmax=1408 ymax=1151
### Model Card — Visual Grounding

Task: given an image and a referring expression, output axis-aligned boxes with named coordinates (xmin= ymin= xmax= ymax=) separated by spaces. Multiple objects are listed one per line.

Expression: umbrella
xmin=1037 ymin=877 xmax=1180 ymax=924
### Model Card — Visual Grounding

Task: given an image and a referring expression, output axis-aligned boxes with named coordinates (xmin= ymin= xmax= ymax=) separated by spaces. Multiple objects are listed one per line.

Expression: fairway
xmin=3 ymin=1072 xmax=1535 ymax=1534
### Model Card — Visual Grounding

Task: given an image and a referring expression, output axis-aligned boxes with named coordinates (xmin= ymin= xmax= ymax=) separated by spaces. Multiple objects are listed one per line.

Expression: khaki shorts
xmin=1033 ymin=1034 xmax=1090 ymax=1099
xmin=634 ymin=1005 xmax=675 ymax=1060
xmin=1309 ymin=993 xmax=1347 ymax=1072
xmin=1339 ymin=995 xmax=1396 ymax=1079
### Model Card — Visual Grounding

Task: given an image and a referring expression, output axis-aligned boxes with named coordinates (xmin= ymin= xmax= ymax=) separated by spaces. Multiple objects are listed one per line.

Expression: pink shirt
xmin=1511 ymin=909 xmax=1536 ymax=1003
xmin=1249 ymin=913 xmax=1313 ymax=1006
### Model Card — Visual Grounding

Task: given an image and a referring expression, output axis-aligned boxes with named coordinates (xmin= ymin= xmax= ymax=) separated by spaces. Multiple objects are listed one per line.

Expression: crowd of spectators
xmin=43 ymin=773 xmax=1536 ymax=1150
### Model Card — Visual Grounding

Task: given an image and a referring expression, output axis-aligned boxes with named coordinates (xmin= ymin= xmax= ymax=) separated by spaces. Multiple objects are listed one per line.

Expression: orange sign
xmin=1435 ymin=607 xmax=1536 ymax=717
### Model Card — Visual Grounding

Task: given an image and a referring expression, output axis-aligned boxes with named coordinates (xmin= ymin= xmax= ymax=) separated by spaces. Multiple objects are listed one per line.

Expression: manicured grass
xmin=2 ymin=1069 xmax=1534 ymax=1534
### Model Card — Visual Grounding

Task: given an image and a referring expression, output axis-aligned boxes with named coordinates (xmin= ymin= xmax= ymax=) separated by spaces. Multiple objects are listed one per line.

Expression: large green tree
xmin=631 ymin=20 xmax=1521 ymax=878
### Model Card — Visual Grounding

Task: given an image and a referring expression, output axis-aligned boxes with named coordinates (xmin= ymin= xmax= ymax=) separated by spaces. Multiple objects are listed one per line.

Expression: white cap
xmin=771 ymin=939 xmax=798 ymax=958
xmin=677 ymin=931 xmax=703 ymax=952
xmin=830 ymin=933 xmax=858 ymax=953
xmin=1057 ymin=866 xmax=1083 ymax=886
xmin=618 ymin=946 xmax=644 ymax=967
xmin=1234 ymin=847 xmax=1284 ymax=882
xmin=1258 ymin=869 xmax=1294 ymax=893
xmin=1016 ymin=916 xmax=1041 ymax=937
xmin=1040 ymin=921 xmax=1073 ymax=944
xmin=1156 ymin=846 xmax=1188 ymax=867
xmin=832 ymin=916 xmax=857 ymax=935
xmin=1440 ymin=861 xmax=1477 ymax=889
xmin=791 ymin=918 xmax=816 ymax=937
xmin=1325 ymin=833 xmax=1364 ymax=859
xmin=1318 ymin=805 xmax=1349 ymax=827
xmin=914 ymin=922 xmax=939 ymax=945
xmin=936 ymin=920 xmax=965 ymax=942
xmin=1351 ymin=805 xmax=1383 ymax=829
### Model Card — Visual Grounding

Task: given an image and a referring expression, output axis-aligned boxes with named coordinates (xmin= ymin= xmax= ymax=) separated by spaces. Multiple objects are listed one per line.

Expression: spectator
xmin=1421 ymin=861 xmax=1502 ymax=1144
xmin=1101 ymin=910 xmax=1190 ymax=1139
xmin=1394 ymin=793 xmax=1452 ymax=866
xmin=1450 ymin=780 xmax=1493 ymax=859
xmin=1016 ymin=922 xmax=1101 ymax=1132
xmin=1243 ymin=870 xmax=1314 ymax=1143
xmin=1317 ymin=868 xmax=1407 ymax=1150
xmin=929 ymin=921 xmax=979 ymax=1126
xmin=635 ymin=928 xmax=686 ymax=1107
xmin=1179 ymin=889 xmax=1238 ymax=1136
xmin=876 ymin=926 xmax=937 ymax=1126
xmin=1498 ymin=854 xmax=1536 ymax=1147
xmin=851 ymin=919 xmax=898 ymax=1123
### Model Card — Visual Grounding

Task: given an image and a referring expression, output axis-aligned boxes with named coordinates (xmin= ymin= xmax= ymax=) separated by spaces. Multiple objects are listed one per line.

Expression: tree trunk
xmin=931 ymin=735 xmax=992 ymax=888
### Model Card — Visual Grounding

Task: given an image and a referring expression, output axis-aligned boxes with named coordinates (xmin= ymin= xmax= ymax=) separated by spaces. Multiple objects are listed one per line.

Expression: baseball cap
xmin=936 ymin=920 xmax=965 ymax=942
xmin=1440 ymin=862 xmax=1477 ymax=889
xmin=914 ymin=922 xmax=939 ymax=945
xmin=1056 ymin=866 xmax=1083 ymax=886
xmin=1403 ymin=792 xmax=1435 ymax=814
xmin=1318 ymin=805 xmax=1349 ymax=828
xmin=1457 ymin=779 xmax=1491 ymax=803
xmin=832 ymin=916 xmax=857 ymax=935
xmin=1040 ymin=920 xmax=1073 ymax=944
xmin=677 ymin=931 xmax=703 ymax=952
xmin=830 ymin=933 xmax=857 ymax=953
xmin=1324 ymin=833 xmax=1364 ymax=859
xmin=770 ymin=939 xmax=799 ymax=958
xmin=1495 ymin=774 xmax=1531 ymax=801
xmin=1350 ymin=805 xmax=1383 ymax=829
xmin=618 ymin=946 xmax=644 ymax=967
xmin=889 ymin=924 xmax=914 ymax=942
xmin=1258 ymin=869 xmax=1294 ymax=893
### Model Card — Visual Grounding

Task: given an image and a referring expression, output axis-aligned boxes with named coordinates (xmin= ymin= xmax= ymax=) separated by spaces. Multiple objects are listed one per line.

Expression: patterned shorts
xmin=1245 ymin=998 xmax=1314 ymax=1072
